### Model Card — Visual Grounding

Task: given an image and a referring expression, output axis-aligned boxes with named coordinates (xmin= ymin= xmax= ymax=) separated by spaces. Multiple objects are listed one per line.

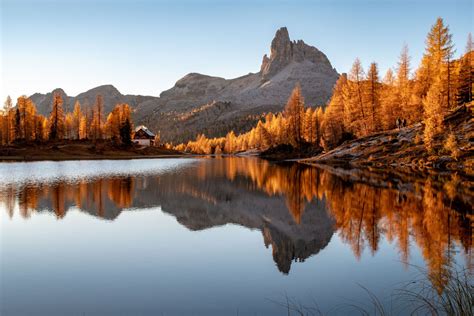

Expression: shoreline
xmin=0 ymin=154 xmax=189 ymax=162
xmin=0 ymin=140 xmax=188 ymax=162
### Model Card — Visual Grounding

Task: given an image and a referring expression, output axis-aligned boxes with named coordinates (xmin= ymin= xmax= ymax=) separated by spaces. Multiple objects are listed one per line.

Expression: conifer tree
xmin=14 ymin=107 xmax=21 ymax=141
xmin=79 ymin=116 xmax=87 ymax=139
xmin=105 ymin=103 xmax=133 ymax=144
xmin=396 ymin=45 xmax=415 ymax=122
xmin=65 ymin=113 xmax=74 ymax=139
xmin=380 ymin=69 xmax=400 ymax=130
xmin=106 ymin=112 xmax=119 ymax=141
xmin=344 ymin=58 xmax=367 ymax=137
xmin=313 ymin=107 xmax=323 ymax=146
xmin=303 ymin=107 xmax=314 ymax=143
xmin=48 ymin=92 xmax=66 ymax=141
xmin=255 ymin=120 xmax=272 ymax=149
xmin=224 ymin=130 xmax=236 ymax=153
xmin=15 ymin=96 xmax=38 ymax=141
xmin=414 ymin=18 xmax=454 ymax=110
xmin=3 ymin=96 xmax=13 ymax=144
xmin=284 ymin=84 xmax=305 ymax=147
xmin=120 ymin=117 xmax=132 ymax=146
xmin=366 ymin=62 xmax=381 ymax=133
xmin=92 ymin=95 xmax=104 ymax=140
xmin=456 ymin=33 xmax=473 ymax=105
xmin=271 ymin=113 xmax=285 ymax=145
xmin=322 ymin=74 xmax=348 ymax=149
xmin=0 ymin=114 xmax=4 ymax=145
xmin=72 ymin=101 xmax=83 ymax=139
xmin=423 ymin=76 xmax=445 ymax=151
xmin=16 ymin=96 xmax=27 ymax=140
xmin=26 ymin=98 xmax=38 ymax=141
xmin=35 ymin=115 xmax=46 ymax=141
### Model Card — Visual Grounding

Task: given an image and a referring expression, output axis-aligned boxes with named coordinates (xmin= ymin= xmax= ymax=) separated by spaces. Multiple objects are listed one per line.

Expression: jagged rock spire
xmin=260 ymin=27 xmax=333 ymax=81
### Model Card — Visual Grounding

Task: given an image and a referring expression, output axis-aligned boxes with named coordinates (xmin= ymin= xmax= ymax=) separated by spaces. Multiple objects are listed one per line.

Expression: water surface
xmin=1 ymin=158 xmax=471 ymax=315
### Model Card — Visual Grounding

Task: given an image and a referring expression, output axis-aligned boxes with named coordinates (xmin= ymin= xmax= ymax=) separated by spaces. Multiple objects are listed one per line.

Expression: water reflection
xmin=1 ymin=157 xmax=472 ymax=291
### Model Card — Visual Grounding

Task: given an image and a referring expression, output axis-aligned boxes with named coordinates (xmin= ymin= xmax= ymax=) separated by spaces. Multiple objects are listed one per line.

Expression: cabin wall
xmin=134 ymin=139 xmax=151 ymax=146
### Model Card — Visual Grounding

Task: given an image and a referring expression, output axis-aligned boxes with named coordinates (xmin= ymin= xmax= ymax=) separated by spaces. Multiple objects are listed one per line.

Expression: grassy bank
xmin=0 ymin=140 xmax=185 ymax=161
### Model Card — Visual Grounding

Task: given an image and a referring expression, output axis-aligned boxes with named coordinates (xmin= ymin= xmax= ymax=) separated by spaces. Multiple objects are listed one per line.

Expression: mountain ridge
xmin=30 ymin=27 xmax=339 ymax=143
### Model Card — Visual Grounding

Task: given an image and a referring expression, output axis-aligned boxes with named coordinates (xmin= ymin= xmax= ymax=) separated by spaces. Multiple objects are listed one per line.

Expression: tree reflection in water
xmin=1 ymin=157 xmax=471 ymax=291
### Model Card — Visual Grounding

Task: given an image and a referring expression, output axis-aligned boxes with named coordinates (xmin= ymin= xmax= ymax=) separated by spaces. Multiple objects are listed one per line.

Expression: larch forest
xmin=173 ymin=18 xmax=472 ymax=162
xmin=1 ymin=18 xmax=472 ymax=164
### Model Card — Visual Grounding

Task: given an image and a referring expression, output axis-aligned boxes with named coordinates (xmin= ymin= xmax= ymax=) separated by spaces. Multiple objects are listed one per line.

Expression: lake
xmin=0 ymin=157 xmax=471 ymax=315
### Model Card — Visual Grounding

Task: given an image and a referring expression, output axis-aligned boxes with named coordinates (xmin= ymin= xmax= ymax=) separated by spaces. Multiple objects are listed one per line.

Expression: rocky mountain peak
xmin=260 ymin=27 xmax=334 ymax=81
xmin=81 ymin=84 xmax=121 ymax=97
xmin=52 ymin=88 xmax=67 ymax=95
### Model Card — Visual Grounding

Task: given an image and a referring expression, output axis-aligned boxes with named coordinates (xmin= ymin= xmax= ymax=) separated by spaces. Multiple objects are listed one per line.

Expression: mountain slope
xmin=30 ymin=85 xmax=157 ymax=116
xmin=29 ymin=27 xmax=339 ymax=143
xmin=137 ymin=27 xmax=338 ymax=142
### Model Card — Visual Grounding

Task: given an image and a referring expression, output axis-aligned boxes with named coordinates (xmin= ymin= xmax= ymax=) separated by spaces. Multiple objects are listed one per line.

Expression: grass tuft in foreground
xmin=271 ymin=266 xmax=473 ymax=315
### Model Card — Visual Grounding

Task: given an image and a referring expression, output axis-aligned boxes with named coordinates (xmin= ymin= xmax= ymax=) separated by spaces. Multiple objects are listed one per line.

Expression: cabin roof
xmin=134 ymin=125 xmax=155 ymax=138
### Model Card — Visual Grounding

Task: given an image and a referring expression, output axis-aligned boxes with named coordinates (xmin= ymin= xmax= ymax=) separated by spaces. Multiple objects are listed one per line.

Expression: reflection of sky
xmin=0 ymin=158 xmax=195 ymax=186
xmin=2 ymin=205 xmax=465 ymax=315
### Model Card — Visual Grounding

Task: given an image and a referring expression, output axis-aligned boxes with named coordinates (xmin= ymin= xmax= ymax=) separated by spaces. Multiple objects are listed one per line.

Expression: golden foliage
xmin=176 ymin=19 xmax=465 ymax=156
xmin=443 ymin=132 xmax=461 ymax=159
xmin=0 ymin=94 xmax=138 ymax=145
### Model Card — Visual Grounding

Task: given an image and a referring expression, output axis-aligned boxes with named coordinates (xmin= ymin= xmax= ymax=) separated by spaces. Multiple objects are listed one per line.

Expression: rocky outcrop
xmin=303 ymin=105 xmax=474 ymax=177
xmin=261 ymin=27 xmax=333 ymax=81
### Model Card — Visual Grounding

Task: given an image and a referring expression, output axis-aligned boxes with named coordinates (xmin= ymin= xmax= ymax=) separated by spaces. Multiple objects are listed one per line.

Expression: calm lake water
xmin=0 ymin=157 xmax=472 ymax=315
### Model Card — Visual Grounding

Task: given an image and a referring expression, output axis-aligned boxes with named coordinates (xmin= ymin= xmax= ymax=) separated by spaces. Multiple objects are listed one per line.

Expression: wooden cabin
xmin=133 ymin=125 xmax=155 ymax=146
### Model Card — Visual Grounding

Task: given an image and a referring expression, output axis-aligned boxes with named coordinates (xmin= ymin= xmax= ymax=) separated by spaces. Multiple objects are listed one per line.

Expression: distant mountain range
xmin=30 ymin=27 xmax=339 ymax=143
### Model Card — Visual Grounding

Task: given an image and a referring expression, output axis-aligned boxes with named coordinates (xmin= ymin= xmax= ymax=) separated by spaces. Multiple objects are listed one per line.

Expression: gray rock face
xmin=260 ymin=27 xmax=293 ymax=79
xmin=30 ymin=88 xmax=73 ymax=115
xmin=29 ymin=27 xmax=339 ymax=143
xmin=260 ymin=27 xmax=331 ymax=81
xmin=30 ymin=84 xmax=156 ymax=116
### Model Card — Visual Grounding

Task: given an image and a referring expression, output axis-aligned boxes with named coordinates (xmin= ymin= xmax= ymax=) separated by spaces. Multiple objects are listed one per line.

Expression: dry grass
xmin=271 ymin=266 xmax=473 ymax=315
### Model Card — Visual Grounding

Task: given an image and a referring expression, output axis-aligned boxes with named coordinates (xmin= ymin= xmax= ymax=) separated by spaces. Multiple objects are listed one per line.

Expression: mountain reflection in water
xmin=1 ymin=157 xmax=471 ymax=291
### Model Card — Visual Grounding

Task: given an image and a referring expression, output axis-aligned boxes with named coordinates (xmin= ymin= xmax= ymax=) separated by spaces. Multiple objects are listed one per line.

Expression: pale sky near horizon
xmin=1 ymin=0 xmax=472 ymax=105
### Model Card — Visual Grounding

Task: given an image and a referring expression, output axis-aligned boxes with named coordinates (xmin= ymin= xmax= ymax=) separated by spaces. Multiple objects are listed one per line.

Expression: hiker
xmin=402 ymin=118 xmax=407 ymax=128
xmin=396 ymin=117 xmax=401 ymax=130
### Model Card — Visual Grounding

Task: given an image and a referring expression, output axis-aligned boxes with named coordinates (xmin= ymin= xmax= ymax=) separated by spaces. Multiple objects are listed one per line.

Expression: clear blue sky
xmin=1 ymin=0 xmax=472 ymax=104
